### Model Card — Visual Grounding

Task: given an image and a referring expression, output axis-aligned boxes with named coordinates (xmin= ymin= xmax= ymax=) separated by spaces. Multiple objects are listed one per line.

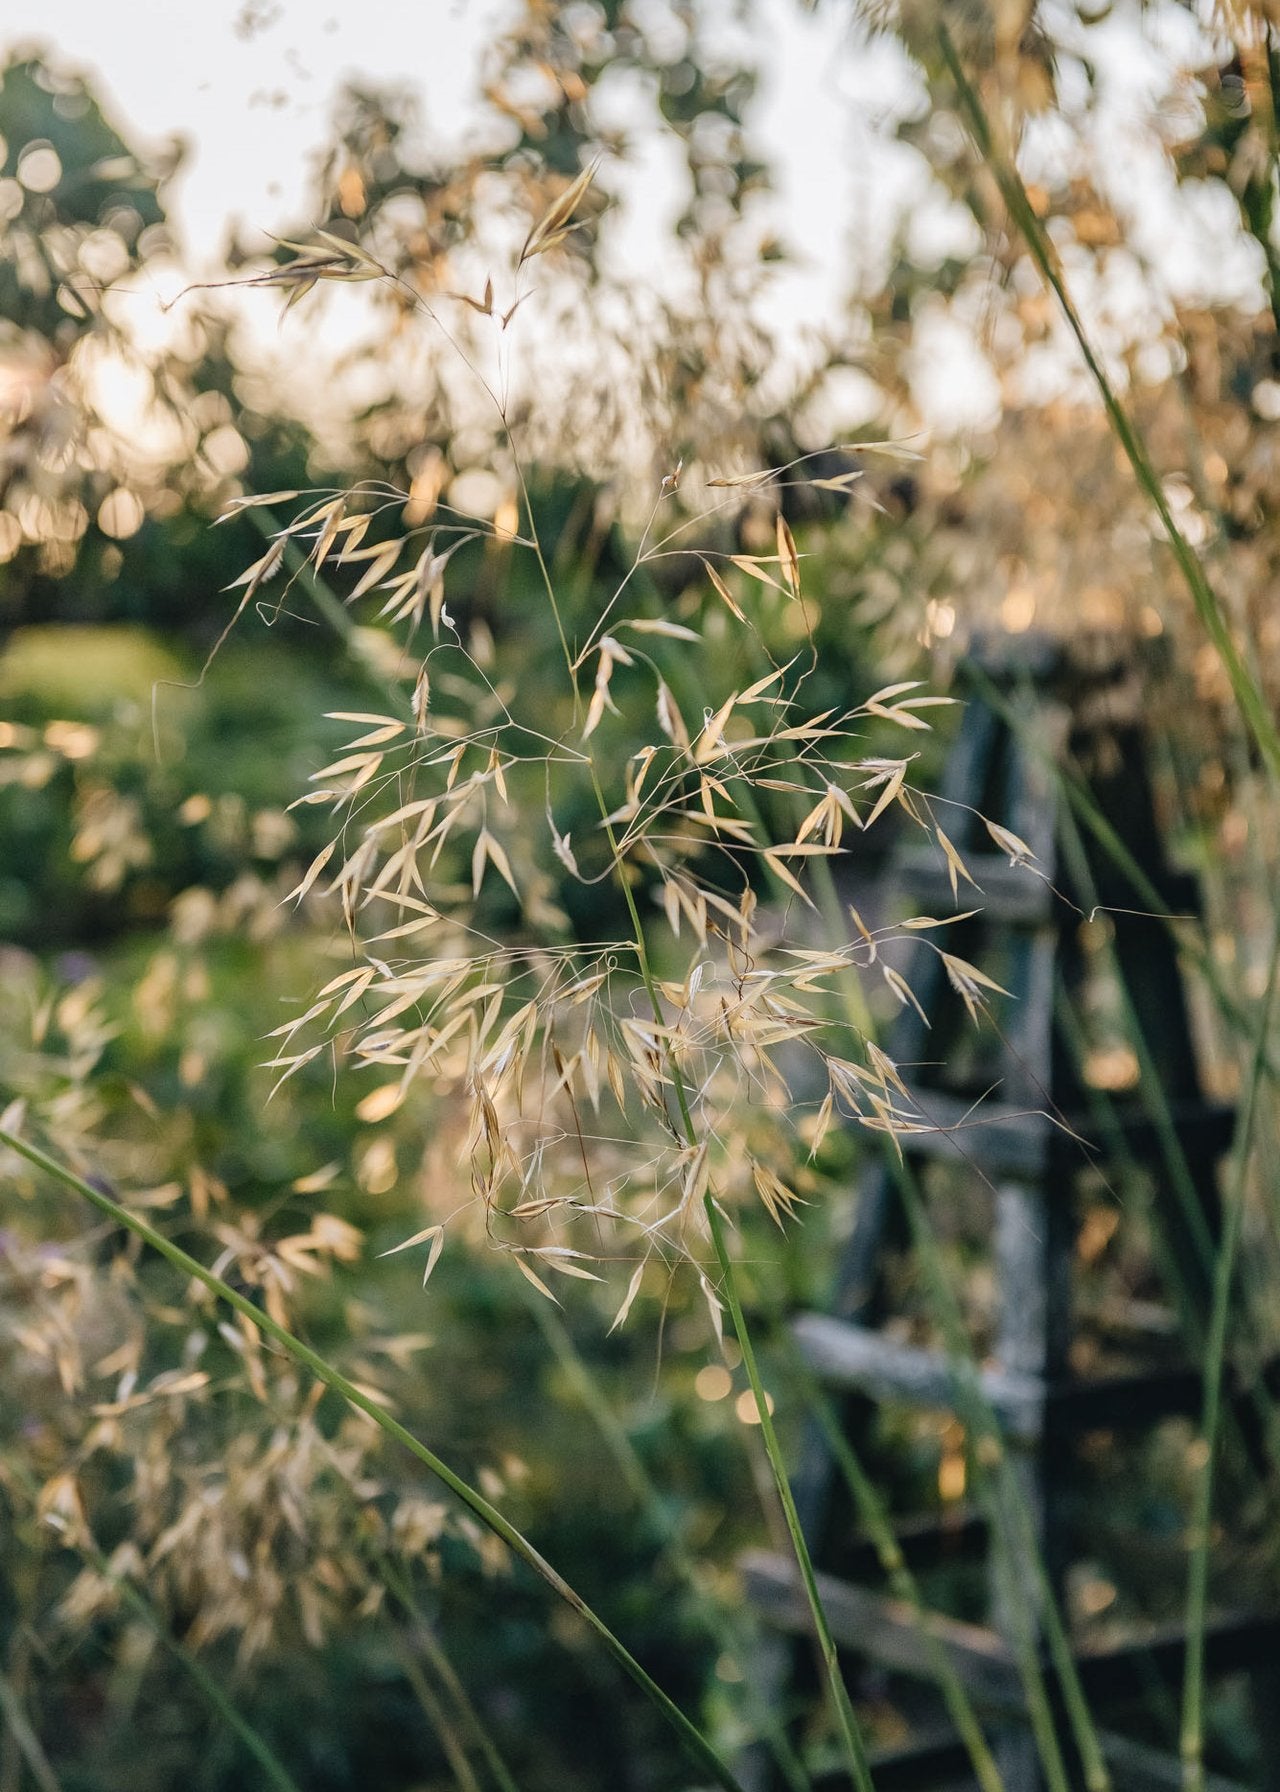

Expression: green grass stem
xmin=775 ymin=1332 xmax=1005 ymax=1792
xmin=375 ymin=1553 xmax=522 ymax=1792
xmin=703 ymin=1193 xmax=878 ymax=1792
xmin=524 ymin=1293 xmax=814 ymax=1792
xmin=938 ymin=25 xmax=1280 ymax=793
xmin=588 ymin=765 xmax=878 ymax=1791
xmin=1181 ymin=916 xmax=1280 ymax=1786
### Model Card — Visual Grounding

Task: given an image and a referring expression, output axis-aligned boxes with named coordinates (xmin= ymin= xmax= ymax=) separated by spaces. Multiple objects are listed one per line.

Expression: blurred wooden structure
xmin=744 ymin=636 xmax=1279 ymax=1790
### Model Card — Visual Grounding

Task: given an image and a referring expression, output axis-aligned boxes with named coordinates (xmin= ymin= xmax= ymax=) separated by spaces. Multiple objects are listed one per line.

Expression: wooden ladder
xmin=743 ymin=636 xmax=1279 ymax=1791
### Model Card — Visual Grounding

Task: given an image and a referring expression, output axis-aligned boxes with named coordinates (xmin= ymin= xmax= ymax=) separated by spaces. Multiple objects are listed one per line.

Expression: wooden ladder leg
xmin=735 ymin=1629 xmax=798 ymax=1792
xmin=989 ymin=1174 xmax=1074 ymax=1792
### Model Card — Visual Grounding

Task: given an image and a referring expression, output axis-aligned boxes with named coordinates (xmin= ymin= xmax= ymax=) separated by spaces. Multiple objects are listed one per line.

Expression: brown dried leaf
xmin=728 ymin=554 xmax=790 ymax=595
xmin=776 ymin=514 xmax=801 ymax=596
xmin=936 ymin=826 xmax=980 ymax=900
xmin=520 ymin=157 xmax=601 ymax=265
xmin=285 ymin=839 xmax=336 ymax=906
xmin=512 ymin=1254 xmax=561 ymax=1304
xmin=985 ymin=818 xmax=1038 ymax=865
xmin=703 ymin=557 xmax=746 ymax=622
xmin=882 ymin=963 xmax=928 ymax=1023
xmin=609 ymin=1261 xmax=646 ymax=1334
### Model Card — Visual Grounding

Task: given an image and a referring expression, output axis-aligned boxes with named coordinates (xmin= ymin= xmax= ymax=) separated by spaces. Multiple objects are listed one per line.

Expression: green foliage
xmin=10 ymin=7 xmax=1280 ymax=1790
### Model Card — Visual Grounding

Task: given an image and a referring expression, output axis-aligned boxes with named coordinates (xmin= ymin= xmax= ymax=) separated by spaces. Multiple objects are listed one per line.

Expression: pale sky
xmin=3 ymin=0 xmax=900 ymax=297
xmin=5 ymin=1 xmax=514 ymax=265
xmin=2 ymin=0 xmax=1262 ymax=439
xmin=1 ymin=0 xmax=972 ymax=432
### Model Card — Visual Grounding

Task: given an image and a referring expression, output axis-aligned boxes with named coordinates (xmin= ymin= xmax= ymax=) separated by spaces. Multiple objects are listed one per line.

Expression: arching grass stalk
xmin=1052 ymin=803 xmax=1220 ymax=1299
xmin=1181 ymin=915 xmax=1280 ymax=1787
xmin=0 ymin=1128 xmax=746 ymax=1792
xmin=514 ymin=463 xmax=580 ymax=709
xmin=524 ymin=1291 xmax=814 ymax=1792
xmin=389 ymin=1639 xmax=485 ymax=1792
xmin=937 ymin=24 xmax=1280 ymax=792
xmin=374 ymin=1553 xmax=521 ymax=1792
xmin=586 ymin=774 xmax=877 ymax=1792
xmin=773 ymin=1330 xmax=1005 ymax=1792
xmin=1052 ymin=989 xmax=1206 ymax=1345
xmin=702 ymin=1194 xmax=877 ymax=1792
xmin=793 ymin=848 xmax=1098 ymax=1791
xmin=639 ymin=612 xmax=1088 ymax=1790
xmin=0 ymin=1672 xmax=59 ymax=1792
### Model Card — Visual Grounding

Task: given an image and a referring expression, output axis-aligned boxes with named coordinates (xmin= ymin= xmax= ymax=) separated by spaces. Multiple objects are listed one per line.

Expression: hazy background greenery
xmin=6 ymin=4 xmax=1280 ymax=1788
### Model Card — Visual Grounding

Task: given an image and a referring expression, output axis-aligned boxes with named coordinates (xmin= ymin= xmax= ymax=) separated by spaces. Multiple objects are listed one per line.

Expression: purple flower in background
xmin=55 ymin=953 xmax=99 ymax=986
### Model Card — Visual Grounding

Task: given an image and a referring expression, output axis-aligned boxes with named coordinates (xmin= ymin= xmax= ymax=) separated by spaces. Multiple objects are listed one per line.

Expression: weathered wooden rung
xmin=847 ymin=1730 xmax=972 ymax=1791
xmin=840 ymin=1507 xmax=987 ymax=1581
xmin=896 ymin=848 xmax=1200 ymax=927
xmin=806 ymin=1729 xmax=1250 ymax=1792
xmin=742 ymin=1549 xmax=1015 ymax=1701
xmin=805 ymin=1729 xmax=1251 ymax=1792
xmin=1094 ymin=1731 xmax=1250 ymax=1792
xmin=793 ymin=1312 xmax=1280 ymax=1440
xmin=793 ymin=1312 xmax=1045 ymax=1439
xmin=888 ymin=1090 xmax=1235 ymax=1181
xmin=744 ymin=1550 xmax=1280 ymax=1713
xmin=748 ymin=641 xmax=1275 ymax=1792
xmin=895 ymin=848 xmax=1055 ymax=924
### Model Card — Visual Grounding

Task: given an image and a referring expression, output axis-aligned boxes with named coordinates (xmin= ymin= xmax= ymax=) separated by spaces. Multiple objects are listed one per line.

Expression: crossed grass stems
xmin=223 ymin=292 xmax=1020 ymax=1792
xmin=12 ymin=86 xmax=1280 ymax=1789
xmin=21 ymin=175 xmax=1048 ymax=1787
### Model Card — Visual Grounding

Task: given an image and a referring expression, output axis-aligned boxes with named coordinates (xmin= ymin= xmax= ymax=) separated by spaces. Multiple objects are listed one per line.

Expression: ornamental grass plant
xmin=11 ymin=10 xmax=1280 ymax=1790
xmin=2 ymin=154 xmax=1043 ymax=1791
